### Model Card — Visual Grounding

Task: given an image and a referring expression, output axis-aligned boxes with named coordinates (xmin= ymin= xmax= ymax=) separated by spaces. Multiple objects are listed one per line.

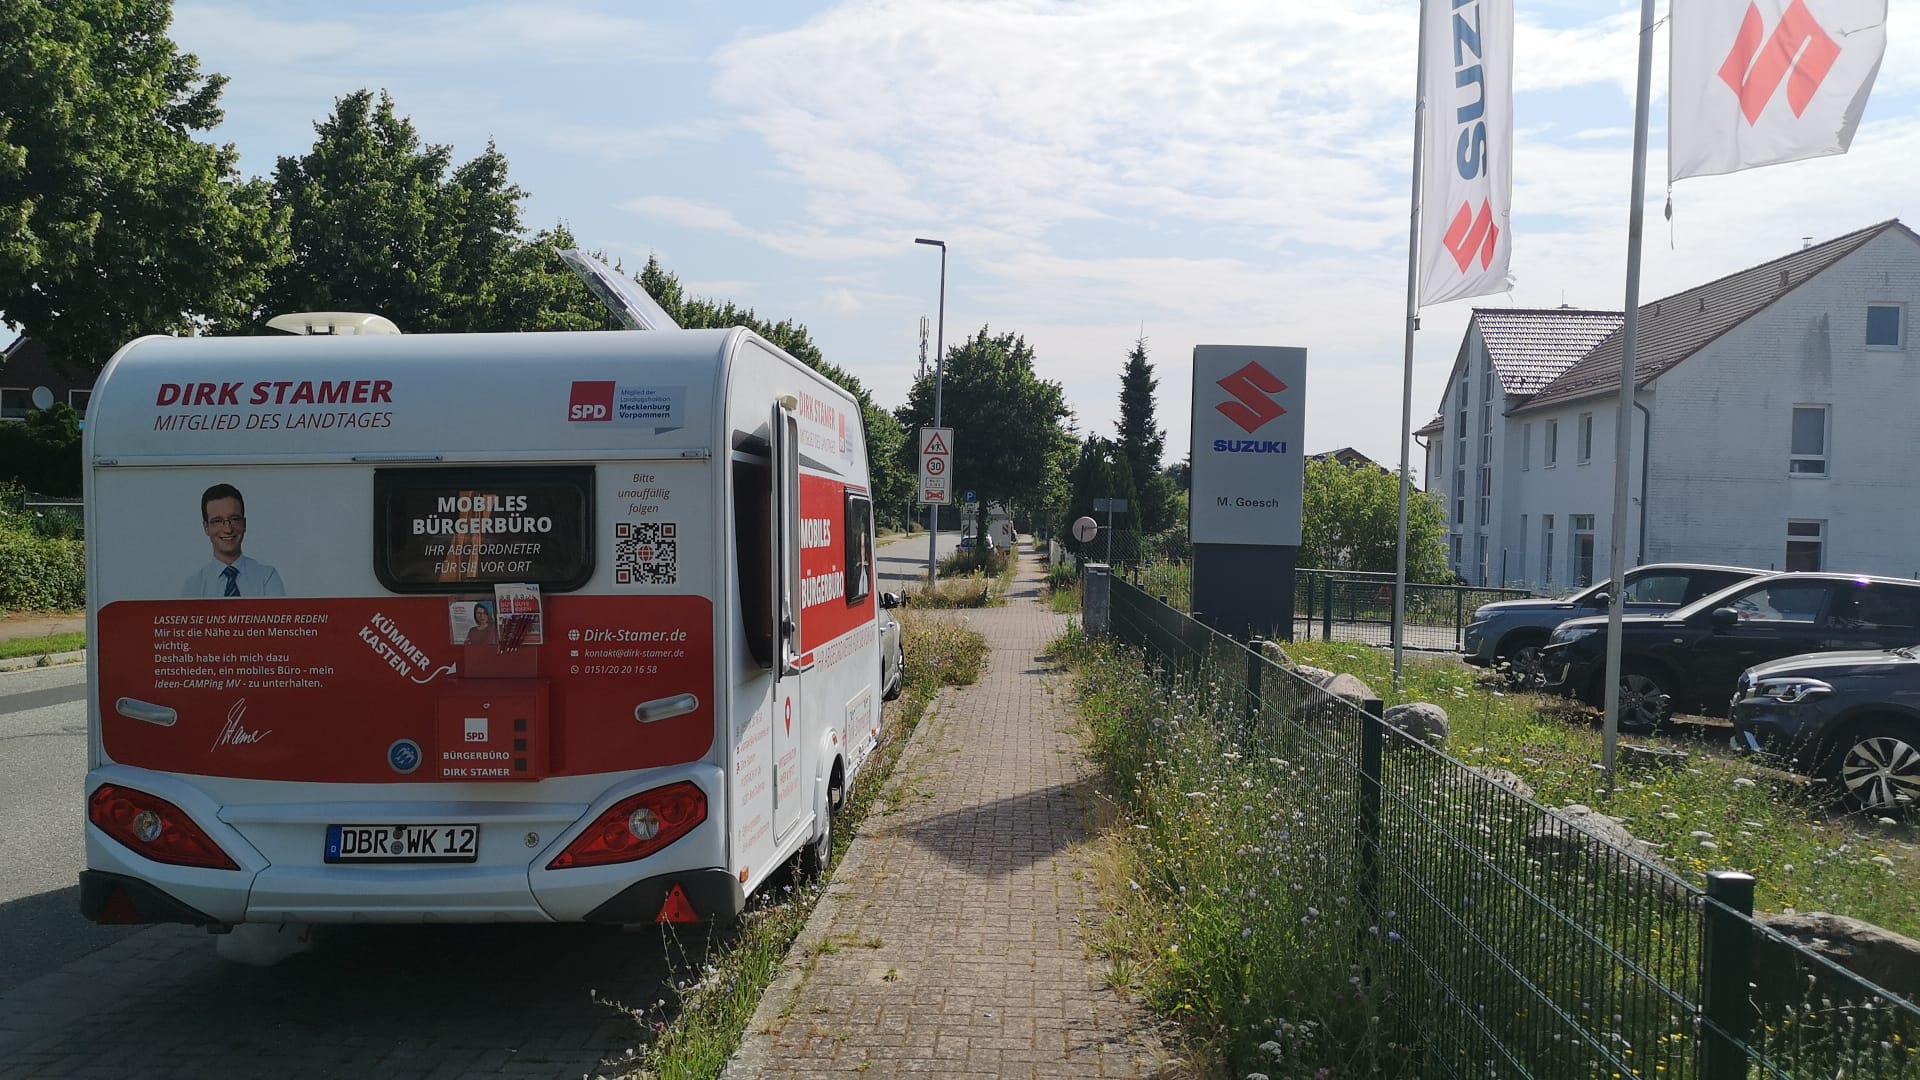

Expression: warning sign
xmin=918 ymin=427 xmax=953 ymax=506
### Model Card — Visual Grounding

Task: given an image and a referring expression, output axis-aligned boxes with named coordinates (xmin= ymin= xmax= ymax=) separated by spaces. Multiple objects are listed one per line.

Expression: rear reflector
xmin=88 ymin=784 xmax=239 ymax=871
xmin=95 ymin=886 xmax=149 ymax=926
xmin=656 ymin=883 xmax=701 ymax=924
xmin=547 ymin=782 xmax=707 ymax=870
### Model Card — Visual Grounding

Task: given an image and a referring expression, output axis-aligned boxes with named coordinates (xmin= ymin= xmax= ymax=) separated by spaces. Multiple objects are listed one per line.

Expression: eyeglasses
xmin=204 ymin=515 xmax=246 ymax=528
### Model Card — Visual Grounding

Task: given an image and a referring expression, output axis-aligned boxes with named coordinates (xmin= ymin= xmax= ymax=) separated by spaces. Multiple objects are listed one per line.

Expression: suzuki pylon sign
xmin=918 ymin=427 xmax=953 ymax=505
xmin=1189 ymin=346 xmax=1306 ymax=546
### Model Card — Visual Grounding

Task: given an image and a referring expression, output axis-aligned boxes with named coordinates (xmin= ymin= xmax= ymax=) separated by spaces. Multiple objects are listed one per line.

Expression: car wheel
xmin=799 ymin=765 xmax=843 ymax=879
xmin=1498 ymin=634 xmax=1549 ymax=688
xmin=1614 ymin=665 xmax=1673 ymax=733
xmin=1827 ymin=717 xmax=1920 ymax=814
xmin=883 ymin=642 xmax=905 ymax=701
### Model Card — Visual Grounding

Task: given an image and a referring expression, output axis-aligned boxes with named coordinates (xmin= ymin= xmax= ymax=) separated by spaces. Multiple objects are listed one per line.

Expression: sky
xmin=164 ymin=0 xmax=1919 ymax=477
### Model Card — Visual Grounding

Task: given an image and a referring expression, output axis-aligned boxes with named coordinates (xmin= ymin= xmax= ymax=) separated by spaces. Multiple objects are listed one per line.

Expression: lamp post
xmin=915 ymin=237 xmax=946 ymax=583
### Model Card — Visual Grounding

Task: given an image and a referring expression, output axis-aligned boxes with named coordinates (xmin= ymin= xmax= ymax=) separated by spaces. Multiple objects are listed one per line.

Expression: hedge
xmin=0 ymin=530 xmax=86 ymax=612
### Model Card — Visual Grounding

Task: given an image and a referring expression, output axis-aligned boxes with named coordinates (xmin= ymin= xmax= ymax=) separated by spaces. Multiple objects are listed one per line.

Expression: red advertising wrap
xmin=98 ymin=595 xmax=715 ymax=783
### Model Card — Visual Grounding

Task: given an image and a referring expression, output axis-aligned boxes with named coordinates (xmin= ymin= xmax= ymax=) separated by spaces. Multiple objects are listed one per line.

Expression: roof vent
xmin=266 ymin=312 xmax=402 ymax=336
xmin=1779 ymin=268 xmax=1792 ymax=289
xmin=1698 ymin=297 xmax=1707 ymax=312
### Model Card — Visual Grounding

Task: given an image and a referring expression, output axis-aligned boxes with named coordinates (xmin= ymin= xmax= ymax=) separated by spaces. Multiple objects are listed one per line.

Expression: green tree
xmin=1115 ymin=337 xmax=1177 ymax=534
xmin=1300 ymin=458 xmax=1449 ymax=581
xmin=1060 ymin=437 xmax=1144 ymax=563
xmin=246 ymin=90 xmax=597 ymax=334
xmin=0 ymin=0 xmax=284 ymax=373
xmin=896 ymin=326 xmax=1072 ymax=525
xmin=638 ymin=257 xmax=915 ymax=525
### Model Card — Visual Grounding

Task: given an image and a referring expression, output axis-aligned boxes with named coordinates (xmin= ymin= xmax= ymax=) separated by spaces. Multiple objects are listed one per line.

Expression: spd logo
xmin=568 ymin=381 xmax=615 ymax=422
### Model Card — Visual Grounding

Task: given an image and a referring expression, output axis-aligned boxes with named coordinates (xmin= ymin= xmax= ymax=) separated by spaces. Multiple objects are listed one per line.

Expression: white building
xmin=1426 ymin=220 xmax=1920 ymax=588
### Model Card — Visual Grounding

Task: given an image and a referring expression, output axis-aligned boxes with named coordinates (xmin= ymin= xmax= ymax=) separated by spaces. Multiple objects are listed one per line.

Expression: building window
xmin=1478 ymin=466 xmax=1491 ymax=526
xmin=1482 ymin=364 xmax=1496 ymax=403
xmin=1571 ymin=514 xmax=1596 ymax=587
xmin=1790 ymin=404 xmax=1828 ymax=476
xmin=1480 ymin=430 xmax=1492 ymax=465
xmin=1577 ymin=413 xmax=1594 ymax=464
xmin=1521 ymin=423 xmax=1532 ymax=471
xmin=0 ymin=388 xmax=27 ymax=421
xmin=1786 ymin=519 xmax=1825 ymax=572
xmin=1515 ymin=515 xmax=1528 ymax=583
xmin=1545 ymin=420 xmax=1558 ymax=467
xmin=1476 ymin=534 xmax=1489 ymax=586
xmin=1867 ymin=304 xmax=1904 ymax=348
xmin=1454 ymin=468 xmax=1465 ymax=525
xmin=1541 ymin=515 xmax=1555 ymax=586
xmin=1450 ymin=534 xmax=1463 ymax=573
xmin=68 ymin=389 xmax=92 ymax=414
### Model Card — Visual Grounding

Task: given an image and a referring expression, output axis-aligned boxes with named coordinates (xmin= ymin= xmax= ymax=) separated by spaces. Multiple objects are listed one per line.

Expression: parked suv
xmin=1464 ymin=563 xmax=1762 ymax=683
xmin=1730 ymin=647 xmax=1920 ymax=813
xmin=1540 ymin=573 xmax=1920 ymax=730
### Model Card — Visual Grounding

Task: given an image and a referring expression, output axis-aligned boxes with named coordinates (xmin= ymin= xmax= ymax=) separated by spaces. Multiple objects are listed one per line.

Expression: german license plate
xmin=325 ymin=823 xmax=479 ymax=863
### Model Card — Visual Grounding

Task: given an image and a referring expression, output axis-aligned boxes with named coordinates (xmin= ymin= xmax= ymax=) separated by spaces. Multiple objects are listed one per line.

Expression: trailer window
xmin=844 ymin=492 xmax=873 ymax=605
xmin=734 ymin=458 xmax=775 ymax=667
xmin=374 ymin=467 xmax=593 ymax=592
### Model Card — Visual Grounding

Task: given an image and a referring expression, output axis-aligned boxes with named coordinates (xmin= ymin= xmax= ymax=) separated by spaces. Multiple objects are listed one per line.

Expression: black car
xmin=1730 ymin=648 xmax=1920 ymax=813
xmin=1539 ymin=572 xmax=1920 ymax=730
xmin=1462 ymin=562 xmax=1762 ymax=681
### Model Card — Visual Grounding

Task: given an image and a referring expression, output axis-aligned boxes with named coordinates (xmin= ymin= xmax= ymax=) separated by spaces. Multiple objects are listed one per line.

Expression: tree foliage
xmin=1060 ymin=437 xmax=1144 ymax=563
xmin=638 ymin=257 xmax=915 ymax=525
xmin=896 ymin=326 xmax=1072 ymax=524
xmin=1301 ymin=458 xmax=1449 ymax=581
xmin=244 ymin=90 xmax=603 ymax=335
xmin=0 ymin=0 xmax=284 ymax=373
xmin=1115 ymin=336 xmax=1177 ymax=534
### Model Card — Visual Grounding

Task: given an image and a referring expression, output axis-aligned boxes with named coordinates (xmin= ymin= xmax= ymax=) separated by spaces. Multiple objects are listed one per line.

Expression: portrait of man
xmin=182 ymin=483 xmax=286 ymax=598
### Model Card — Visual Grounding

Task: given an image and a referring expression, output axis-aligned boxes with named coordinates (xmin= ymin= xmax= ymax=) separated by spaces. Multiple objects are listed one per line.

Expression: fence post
xmin=1357 ymin=698 xmax=1384 ymax=953
xmin=1082 ymin=563 xmax=1112 ymax=635
xmin=1699 ymin=871 xmax=1757 ymax=1080
xmin=1455 ymin=589 xmax=1465 ymax=650
xmin=1244 ymin=640 xmax=1264 ymax=734
xmin=1322 ymin=581 xmax=1335 ymax=640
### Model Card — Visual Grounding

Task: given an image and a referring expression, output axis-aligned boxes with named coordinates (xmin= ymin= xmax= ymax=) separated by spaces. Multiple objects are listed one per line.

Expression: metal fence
xmin=1101 ymin=575 xmax=1920 ymax=1078
xmin=1119 ymin=562 xmax=1536 ymax=651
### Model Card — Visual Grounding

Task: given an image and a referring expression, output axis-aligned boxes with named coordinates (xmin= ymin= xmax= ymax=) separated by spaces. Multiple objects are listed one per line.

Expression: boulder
xmin=1524 ymin=804 xmax=1686 ymax=901
xmin=1469 ymin=767 xmax=1535 ymax=801
xmin=1620 ymin=744 xmax=1688 ymax=770
xmin=1257 ymin=640 xmax=1294 ymax=668
xmin=1292 ymin=664 xmax=1336 ymax=688
xmin=1755 ymin=911 xmax=1920 ymax=1005
xmin=1304 ymin=673 xmax=1376 ymax=715
xmin=1384 ymin=702 xmax=1449 ymax=745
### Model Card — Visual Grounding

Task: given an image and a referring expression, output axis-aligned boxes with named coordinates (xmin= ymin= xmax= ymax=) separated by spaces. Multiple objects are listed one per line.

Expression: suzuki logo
xmin=1215 ymin=362 xmax=1287 ymax=434
xmin=1442 ymin=200 xmax=1500 ymax=272
xmin=1719 ymin=0 xmax=1840 ymax=124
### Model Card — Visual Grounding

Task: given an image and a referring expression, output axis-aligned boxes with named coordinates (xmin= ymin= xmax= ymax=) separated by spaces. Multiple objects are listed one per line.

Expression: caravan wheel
xmin=799 ymin=763 xmax=844 ymax=879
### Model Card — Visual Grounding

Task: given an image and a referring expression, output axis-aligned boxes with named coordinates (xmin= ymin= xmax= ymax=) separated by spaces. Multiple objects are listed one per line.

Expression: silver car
xmin=879 ymin=592 xmax=905 ymax=701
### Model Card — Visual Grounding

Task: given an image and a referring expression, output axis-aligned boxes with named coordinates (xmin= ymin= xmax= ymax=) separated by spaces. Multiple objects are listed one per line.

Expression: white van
xmin=79 ymin=322 xmax=896 ymax=931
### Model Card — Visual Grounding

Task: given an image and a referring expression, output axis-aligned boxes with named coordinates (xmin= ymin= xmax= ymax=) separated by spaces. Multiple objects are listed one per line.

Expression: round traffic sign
xmin=926 ymin=457 xmax=946 ymax=476
xmin=1072 ymin=515 xmax=1099 ymax=543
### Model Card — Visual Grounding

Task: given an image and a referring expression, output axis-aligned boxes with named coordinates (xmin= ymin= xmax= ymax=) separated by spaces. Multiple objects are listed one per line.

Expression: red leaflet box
xmin=433 ymin=681 xmax=549 ymax=781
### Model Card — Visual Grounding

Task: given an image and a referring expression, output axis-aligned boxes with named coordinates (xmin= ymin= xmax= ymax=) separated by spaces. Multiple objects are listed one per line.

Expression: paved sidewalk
xmin=727 ymin=550 xmax=1166 ymax=1079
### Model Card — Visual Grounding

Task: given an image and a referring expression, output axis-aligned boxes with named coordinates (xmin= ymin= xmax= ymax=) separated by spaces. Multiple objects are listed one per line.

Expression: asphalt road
xmin=0 ymin=662 xmax=695 ymax=1079
xmin=875 ymin=530 xmax=961 ymax=591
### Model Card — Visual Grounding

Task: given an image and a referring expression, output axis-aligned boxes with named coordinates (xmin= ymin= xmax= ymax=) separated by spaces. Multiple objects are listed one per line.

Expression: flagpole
xmin=1601 ymin=0 xmax=1659 ymax=788
xmin=1393 ymin=0 xmax=1432 ymax=687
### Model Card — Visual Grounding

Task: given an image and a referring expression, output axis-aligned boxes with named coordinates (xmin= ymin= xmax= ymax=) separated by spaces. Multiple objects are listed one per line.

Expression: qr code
xmin=615 ymin=522 xmax=678 ymax=586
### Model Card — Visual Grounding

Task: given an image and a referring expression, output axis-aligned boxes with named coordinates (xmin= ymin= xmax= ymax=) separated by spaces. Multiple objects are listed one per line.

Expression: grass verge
xmin=1282 ymin=639 xmax=1919 ymax=937
xmin=614 ymin=611 xmax=989 ymax=1079
xmin=0 ymin=631 xmax=86 ymax=662
xmin=906 ymin=547 xmax=1019 ymax=608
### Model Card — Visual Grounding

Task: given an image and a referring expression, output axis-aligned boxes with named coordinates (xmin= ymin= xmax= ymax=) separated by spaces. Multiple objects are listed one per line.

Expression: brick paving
xmin=726 ymin=549 xmax=1167 ymax=1079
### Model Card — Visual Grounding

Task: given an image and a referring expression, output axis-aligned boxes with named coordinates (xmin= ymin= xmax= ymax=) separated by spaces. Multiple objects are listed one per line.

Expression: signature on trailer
xmin=211 ymin=698 xmax=272 ymax=751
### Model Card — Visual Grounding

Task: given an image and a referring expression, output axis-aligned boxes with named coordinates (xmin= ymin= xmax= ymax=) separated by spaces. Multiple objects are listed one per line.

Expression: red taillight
xmin=88 ymin=784 xmax=240 ymax=871
xmin=548 ymin=782 xmax=707 ymax=870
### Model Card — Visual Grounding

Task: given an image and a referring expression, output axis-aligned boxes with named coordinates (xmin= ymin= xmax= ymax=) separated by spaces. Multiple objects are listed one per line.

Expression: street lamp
xmin=915 ymin=238 xmax=946 ymax=583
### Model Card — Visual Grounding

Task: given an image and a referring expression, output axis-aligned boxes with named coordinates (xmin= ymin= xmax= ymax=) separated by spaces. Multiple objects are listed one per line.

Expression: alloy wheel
xmin=1840 ymin=735 xmax=1920 ymax=812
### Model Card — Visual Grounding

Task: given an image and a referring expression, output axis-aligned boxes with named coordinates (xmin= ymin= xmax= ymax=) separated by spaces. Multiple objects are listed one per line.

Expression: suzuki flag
xmin=1418 ymin=0 xmax=1514 ymax=306
xmin=1670 ymin=0 xmax=1888 ymax=181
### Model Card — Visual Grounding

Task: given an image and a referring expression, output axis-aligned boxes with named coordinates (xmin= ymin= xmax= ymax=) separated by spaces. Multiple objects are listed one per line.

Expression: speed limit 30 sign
xmin=918 ymin=427 xmax=953 ymax=504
